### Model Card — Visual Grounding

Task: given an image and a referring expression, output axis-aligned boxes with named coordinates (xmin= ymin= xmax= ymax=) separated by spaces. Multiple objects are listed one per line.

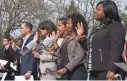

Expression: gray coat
xmin=58 ymin=36 xmax=86 ymax=71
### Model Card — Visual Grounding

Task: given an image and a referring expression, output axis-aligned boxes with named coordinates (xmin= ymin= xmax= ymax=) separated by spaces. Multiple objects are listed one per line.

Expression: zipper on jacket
xmin=99 ymin=49 xmax=102 ymax=62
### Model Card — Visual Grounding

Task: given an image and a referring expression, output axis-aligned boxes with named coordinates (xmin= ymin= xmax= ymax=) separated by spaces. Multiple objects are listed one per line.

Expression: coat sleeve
xmin=26 ymin=52 xmax=34 ymax=73
xmin=108 ymin=22 xmax=125 ymax=72
xmin=78 ymin=37 xmax=87 ymax=50
xmin=19 ymin=40 xmax=37 ymax=56
xmin=40 ymin=50 xmax=57 ymax=62
xmin=8 ymin=46 xmax=18 ymax=62
xmin=66 ymin=39 xmax=85 ymax=71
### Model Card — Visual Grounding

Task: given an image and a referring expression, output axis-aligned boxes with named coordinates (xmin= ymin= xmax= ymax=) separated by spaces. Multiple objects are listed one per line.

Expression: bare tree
xmin=0 ymin=0 xmax=124 ymax=40
xmin=0 ymin=0 xmax=38 ymax=38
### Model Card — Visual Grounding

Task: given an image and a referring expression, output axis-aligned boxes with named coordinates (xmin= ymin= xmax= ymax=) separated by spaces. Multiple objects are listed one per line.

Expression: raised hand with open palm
xmin=33 ymin=32 xmax=39 ymax=42
xmin=76 ymin=22 xmax=86 ymax=38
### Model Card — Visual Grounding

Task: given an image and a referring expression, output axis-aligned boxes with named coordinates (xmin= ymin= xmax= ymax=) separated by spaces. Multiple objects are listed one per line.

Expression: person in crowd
xmin=77 ymin=0 xmax=126 ymax=80
xmin=56 ymin=13 xmax=88 ymax=80
xmin=33 ymin=20 xmax=57 ymax=80
xmin=18 ymin=22 xmax=38 ymax=80
xmin=57 ymin=17 xmax=68 ymax=46
xmin=1 ymin=37 xmax=17 ymax=80
xmin=50 ymin=17 xmax=68 ymax=52
xmin=2 ymin=37 xmax=16 ymax=62
xmin=49 ymin=17 xmax=68 ymax=79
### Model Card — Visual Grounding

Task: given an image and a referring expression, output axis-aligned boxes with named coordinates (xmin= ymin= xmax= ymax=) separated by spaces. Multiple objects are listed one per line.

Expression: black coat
xmin=0 ymin=46 xmax=18 ymax=62
xmin=0 ymin=48 xmax=6 ymax=60
xmin=0 ymin=46 xmax=18 ymax=72
xmin=87 ymin=22 xmax=126 ymax=72
xmin=4 ymin=46 xmax=18 ymax=62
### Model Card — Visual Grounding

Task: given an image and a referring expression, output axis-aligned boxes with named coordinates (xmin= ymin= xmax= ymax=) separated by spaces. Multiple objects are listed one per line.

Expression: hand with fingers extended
xmin=33 ymin=32 xmax=39 ymax=42
xmin=76 ymin=22 xmax=86 ymax=38
xmin=50 ymin=31 xmax=60 ymax=49
xmin=57 ymin=68 xmax=67 ymax=75
xmin=9 ymin=41 xmax=15 ymax=49
xmin=50 ymin=31 xmax=60 ymax=43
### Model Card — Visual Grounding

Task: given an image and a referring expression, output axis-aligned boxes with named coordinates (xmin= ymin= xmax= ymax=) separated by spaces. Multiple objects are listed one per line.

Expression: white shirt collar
xmin=4 ymin=44 xmax=9 ymax=50
xmin=21 ymin=34 xmax=31 ymax=49
xmin=23 ymin=34 xmax=31 ymax=41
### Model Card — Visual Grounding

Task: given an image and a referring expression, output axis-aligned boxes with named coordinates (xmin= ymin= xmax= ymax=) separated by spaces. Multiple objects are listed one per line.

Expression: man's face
xmin=20 ymin=23 xmax=30 ymax=37
xmin=2 ymin=38 xmax=9 ymax=46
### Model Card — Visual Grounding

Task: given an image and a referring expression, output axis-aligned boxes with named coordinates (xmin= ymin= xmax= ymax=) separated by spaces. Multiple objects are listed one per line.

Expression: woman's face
xmin=40 ymin=29 xmax=49 ymax=36
xmin=95 ymin=4 xmax=105 ymax=20
xmin=66 ymin=19 xmax=73 ymax=32
xmin=57 ymin=20 xmax=67 ymax=37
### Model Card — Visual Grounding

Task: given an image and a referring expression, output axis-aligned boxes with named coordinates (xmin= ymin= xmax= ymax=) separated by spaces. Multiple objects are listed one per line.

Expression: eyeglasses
xmin=39 ymin=27 xmax=45 ymax=30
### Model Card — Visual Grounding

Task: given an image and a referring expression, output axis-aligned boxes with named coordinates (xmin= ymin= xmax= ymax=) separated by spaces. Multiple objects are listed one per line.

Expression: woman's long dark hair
xmin=97 ymin=0 xmax=121 ymax=24
xmin=67 ymin=13 xmax=88 ymax=35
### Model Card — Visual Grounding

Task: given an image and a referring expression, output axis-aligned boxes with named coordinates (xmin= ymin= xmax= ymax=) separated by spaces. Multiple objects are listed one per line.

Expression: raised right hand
xmin=50 ymin=31 xmax=60 ymax=44
xmin=76 ymin=22 xmax=85 ymax=38
xmin=33 ymin=32 xmax=39 ymax=42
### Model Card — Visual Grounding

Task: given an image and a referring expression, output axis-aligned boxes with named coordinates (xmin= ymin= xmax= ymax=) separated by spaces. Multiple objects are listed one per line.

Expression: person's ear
xmin=27 ymin=27 xmax=30 ymax=32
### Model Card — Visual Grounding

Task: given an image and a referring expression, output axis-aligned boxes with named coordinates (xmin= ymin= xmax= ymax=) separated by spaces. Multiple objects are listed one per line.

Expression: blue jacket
xmin=18 ymin=34 xmax=38 ymax=75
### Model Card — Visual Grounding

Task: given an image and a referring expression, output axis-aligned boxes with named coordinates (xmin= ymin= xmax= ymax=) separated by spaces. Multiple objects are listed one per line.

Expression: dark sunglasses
xmin=39 ymin=27 xmax=46 ymax=30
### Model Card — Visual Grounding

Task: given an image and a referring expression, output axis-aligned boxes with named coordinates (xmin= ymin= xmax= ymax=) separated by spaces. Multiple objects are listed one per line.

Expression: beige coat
xmin=39 ymin=49 xmax=57 ymax=80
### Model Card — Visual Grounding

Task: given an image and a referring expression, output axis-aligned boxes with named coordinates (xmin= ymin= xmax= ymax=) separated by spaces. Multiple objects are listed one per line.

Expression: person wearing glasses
xmin=33 ymin=20 xmax=58 ymax=80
